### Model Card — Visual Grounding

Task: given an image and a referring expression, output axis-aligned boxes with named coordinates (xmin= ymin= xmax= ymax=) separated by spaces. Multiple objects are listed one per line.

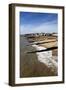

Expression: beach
xmin=20 ymin=35 xmax=58 ymax=77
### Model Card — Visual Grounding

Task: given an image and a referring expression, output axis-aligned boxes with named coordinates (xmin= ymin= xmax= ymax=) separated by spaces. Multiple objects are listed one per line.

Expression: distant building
xmin=44 ymin=33 xmax=52 ymax=36
xmin=24 ymin=32 xmax=58 ymax=38
xmin=52 ymin=33 xmax=58 ymax=37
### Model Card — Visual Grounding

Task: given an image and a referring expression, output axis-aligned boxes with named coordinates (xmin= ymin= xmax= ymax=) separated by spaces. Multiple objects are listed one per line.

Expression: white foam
xmin=32 ymin=45 xmax=58 ymax=70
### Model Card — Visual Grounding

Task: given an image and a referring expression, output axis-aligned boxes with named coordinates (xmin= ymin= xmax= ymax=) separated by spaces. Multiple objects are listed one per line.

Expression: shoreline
xmin=32 ymin=44 xmax=58 ymax=74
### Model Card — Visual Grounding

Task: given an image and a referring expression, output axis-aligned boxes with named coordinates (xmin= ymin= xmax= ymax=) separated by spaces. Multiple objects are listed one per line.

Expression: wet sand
xmin=20 ymin=36 xmax=58 ymax=78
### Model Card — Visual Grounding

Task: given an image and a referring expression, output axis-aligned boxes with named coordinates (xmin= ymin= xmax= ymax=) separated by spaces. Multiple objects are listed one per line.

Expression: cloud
xmin=20 ymin=20 xmax=58 ymax=35
xmin=20 ymin=24 xmax=34 ymax=34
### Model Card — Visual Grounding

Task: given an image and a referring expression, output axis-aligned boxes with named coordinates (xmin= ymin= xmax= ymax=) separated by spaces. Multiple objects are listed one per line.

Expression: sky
xmin=20 ymin=12 xmax=58 ymax=35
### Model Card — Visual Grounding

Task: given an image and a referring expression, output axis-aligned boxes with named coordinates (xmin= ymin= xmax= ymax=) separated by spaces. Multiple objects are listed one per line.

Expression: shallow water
xmin=32 ymin=44 xmax=58 ymax=74
xmin=20 ymin=36 xmax=58 ymax=77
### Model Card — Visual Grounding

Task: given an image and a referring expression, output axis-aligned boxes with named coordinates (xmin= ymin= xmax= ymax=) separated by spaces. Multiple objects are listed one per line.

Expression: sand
xmin=20 ymin=35 xmax=58 ymax=77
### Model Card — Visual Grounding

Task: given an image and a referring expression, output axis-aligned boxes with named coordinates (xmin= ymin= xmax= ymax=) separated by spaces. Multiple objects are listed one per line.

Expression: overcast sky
xmin=20 ymin=12 xmax=58 ymax=35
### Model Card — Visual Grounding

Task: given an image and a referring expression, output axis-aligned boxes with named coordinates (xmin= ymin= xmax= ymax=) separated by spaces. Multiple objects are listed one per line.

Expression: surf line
xmin=31 ymin=45 xmax=58 ymax=73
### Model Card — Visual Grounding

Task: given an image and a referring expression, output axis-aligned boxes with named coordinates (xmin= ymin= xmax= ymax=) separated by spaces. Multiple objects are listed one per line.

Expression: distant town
xmin=22 ymin=32 xmax=58 ymax=37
